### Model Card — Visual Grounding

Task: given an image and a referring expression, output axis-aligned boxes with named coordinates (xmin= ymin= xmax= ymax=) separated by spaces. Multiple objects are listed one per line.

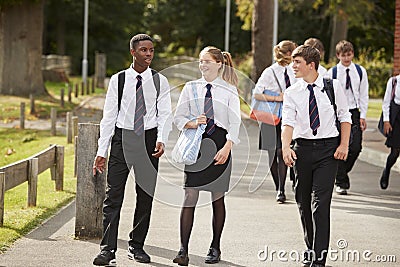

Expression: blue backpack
xmin=332 ymin=64 xmax=363 ymax=82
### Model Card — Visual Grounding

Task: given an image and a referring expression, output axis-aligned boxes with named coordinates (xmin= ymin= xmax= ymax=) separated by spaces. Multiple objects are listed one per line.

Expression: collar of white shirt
xmin=200 ymin=76 xmax=227 ymax=89
xmin=298 ymin=74 xmax=324 ymax=91
xmin=127 ymin=65 xmax=152 ymax=81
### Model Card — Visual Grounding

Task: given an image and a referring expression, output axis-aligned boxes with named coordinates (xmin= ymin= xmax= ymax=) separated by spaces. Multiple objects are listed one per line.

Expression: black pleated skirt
xmin=386 ymin=113 xmax=400 ymax=148
xmin=184 ymin=126 xmax=231 ymax=192
xmin=259 ymin=122 xmax=281 ymax=150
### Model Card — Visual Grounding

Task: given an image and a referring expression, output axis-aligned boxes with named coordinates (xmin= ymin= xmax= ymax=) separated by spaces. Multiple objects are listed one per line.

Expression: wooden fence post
xmin=60 ymin=88 xmax=65 ymax=108
xmin=0 ymin=172 xmax=4 ymax=227
xmin=91 ymin=78 xmax=95 ymax=93
xmin=86 ymin=80 xmax=90 ymax=95
xmin=66 ymin=112 xmax=72 ymax=144
xmin=75 ymin=83 xmax=79 ymax=98
xmin=30 ymin=94 xmax=35 ymax=114
xmin=28 ymin=158 xmax=38 ymax=207
xmin=68 ymin=84 xmax=72 ymax=103
xmin=20 ymin=102 xmax=25 ymax=129
xmin=55 ymin=145 xmax=64 ymax=191
xmin=75 ymin=123 xmax=105 ymax=238
xmin=72 ymin=116 xmax=78 ymax=141
xmin=74 ymin=136 xmax=78 ymax=177
xmin=51 ymin=108 xmax=57 ymax=136
xmin=81 ymin=81 xmax=85 ymax=96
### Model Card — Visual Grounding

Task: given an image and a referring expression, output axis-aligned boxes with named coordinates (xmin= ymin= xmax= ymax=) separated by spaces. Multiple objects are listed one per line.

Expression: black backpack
xmin=323 ymin=78 xmax=353 ymax=144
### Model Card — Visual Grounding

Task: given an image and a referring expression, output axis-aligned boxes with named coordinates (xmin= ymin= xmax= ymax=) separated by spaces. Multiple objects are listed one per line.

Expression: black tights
xmin=179 ymin=189 xmax=225 ymax=252
xmin=385 ymin=148 xmax=400 ymax=176
xmin=268 ymin=148 xmax=288 ymax=192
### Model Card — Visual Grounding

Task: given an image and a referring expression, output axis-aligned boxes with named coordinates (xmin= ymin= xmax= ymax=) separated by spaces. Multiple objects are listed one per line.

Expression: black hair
xmin=130 ymin=34 xmax=153 ymax=50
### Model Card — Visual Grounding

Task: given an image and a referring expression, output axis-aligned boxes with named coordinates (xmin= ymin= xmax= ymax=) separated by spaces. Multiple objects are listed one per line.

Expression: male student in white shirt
xmin=92 ymin=33 xmax=172 ymax=266
xmin=282 ymin=45 xmax=351 ymax=267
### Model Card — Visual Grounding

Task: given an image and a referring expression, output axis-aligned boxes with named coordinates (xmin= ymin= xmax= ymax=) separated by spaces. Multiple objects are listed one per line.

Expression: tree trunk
xmin=393 ymin=0 xmax=400 ymax=75
xmin=0 ymin=0 xmax=46 ymax=96
xmin=329 ymin=8 xmax=348 ymax=59
xmin=251 ymin=0 xmax=274 ymax=82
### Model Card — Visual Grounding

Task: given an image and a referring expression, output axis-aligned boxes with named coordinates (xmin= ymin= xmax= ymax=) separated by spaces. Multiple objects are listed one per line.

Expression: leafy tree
xmin=44 ymin=0 xmax=145 ymax=76
xmin=279 ymin=0 xmax=394 ymax=61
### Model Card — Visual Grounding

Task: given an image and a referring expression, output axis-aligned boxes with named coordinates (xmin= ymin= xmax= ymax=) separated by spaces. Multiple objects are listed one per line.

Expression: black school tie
xmin=345 ymin=68 xmax=352 ymax=90
xmin=134 ymin=75 xmax=146 ymax=136
xmin=391 ymin=77 xmax=397 ymax=100
xmin=204 ymin=83 xmax=215 ymax=135
xmin=308 ymin=84 xmax=320 ymax=136
xmin=284 ymin=68 xmax=291 ymax=88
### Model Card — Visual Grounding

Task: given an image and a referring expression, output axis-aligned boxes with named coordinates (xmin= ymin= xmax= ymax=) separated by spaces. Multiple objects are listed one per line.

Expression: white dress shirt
xmin=327 ymin=62 xmax=369 ymax=119
xmin=174 ymin=77 xmax=241 ymax=144
xmin=254 ymin=63 xmax=297 ymax=95
xmin=96 ymin=66 xmax=172 ymax=157
xmin=383 ymin=75 xmax=400 ymax=121
xmin=282 ymin=74 xmax=352 ymax=140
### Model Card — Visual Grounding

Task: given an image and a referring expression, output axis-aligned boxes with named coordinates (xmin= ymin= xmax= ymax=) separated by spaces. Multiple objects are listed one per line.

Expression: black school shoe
xmin=380 ymin=168 xmax=389 ymax=189
xmin=173 ymin=248 xmax=189 ymax=266
xmin=205 ymin=247 xmax=221 ymax=264
xmin=93 ymin=250 xmax=117 ymax=266
xmin=127 ymin=246 xmax=151 ymax=263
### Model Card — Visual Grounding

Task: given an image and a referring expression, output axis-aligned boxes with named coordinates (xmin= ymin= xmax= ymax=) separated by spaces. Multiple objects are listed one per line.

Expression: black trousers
xmin=100 ymin=127 xmax=158 ymax=252
xmin=335 ymin=109 xmax=362 ymax=188
xmin=293 ymin=137 xmax=339 ymax=265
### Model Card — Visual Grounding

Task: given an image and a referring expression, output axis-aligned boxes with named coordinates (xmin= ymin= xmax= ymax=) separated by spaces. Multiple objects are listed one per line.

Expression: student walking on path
xmin=380 ymin=75 xmax=400 ymax=190
xmin=282 ymin=45 xmax=351 ymax=267
xmin=172 ymin=46 xmax=241 ymax=266
xmin=92 ymin=33 xmax=172 ymax=266
xmin=253 ymin=40 xmax=297 ymax=203
xmin=327 ymin=40 xmax=369 ymax=195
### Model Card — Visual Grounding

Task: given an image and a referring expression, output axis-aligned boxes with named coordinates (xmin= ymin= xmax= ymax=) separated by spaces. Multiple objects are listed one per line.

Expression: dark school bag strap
xmin=332 ymin=64 xmax=362 ymax=81
xmin=151 ymin=69 xmax=161 ymax=115
xmin=117 ymin=71 xmax=126 ymax=112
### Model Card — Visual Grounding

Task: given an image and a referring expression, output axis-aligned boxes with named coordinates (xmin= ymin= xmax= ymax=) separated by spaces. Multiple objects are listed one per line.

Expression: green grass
xmin=366 ymin=100 xmax=382 ymax=119
xmin=0 ymin=128 xmax=76 ymax=252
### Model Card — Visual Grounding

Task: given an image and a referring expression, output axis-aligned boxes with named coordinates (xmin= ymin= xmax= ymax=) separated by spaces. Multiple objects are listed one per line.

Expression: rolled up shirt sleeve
xmin=156 ymin=75 xmax=172 ymax=144
xmin=281 ymin=91 xmax=296 ymax=128
xmin=174 ymin=83 xmax=192 ymax=131
xmin=382 ymin=77 xmax=393 ymax=122
xmin=226 ymin=87 xmax=241 ymax=144
xmin=97 ymin=74 xmax=119 ymax=158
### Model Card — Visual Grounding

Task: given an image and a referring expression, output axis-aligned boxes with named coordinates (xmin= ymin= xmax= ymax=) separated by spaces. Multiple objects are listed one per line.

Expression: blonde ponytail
xmin=222 ymin=51 xmax=238 ymax=87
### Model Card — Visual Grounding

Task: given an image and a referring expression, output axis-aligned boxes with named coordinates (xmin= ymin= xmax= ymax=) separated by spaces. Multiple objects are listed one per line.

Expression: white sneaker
xmin=335 ymin=186 xmax=347 ymax=195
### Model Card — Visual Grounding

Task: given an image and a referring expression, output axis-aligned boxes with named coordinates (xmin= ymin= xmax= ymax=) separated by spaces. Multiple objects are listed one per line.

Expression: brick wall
xmin=394 ymin=0 xmax=400 ymax=75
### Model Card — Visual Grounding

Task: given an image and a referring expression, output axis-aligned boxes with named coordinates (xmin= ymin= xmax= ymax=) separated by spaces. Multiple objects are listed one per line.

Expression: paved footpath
xmin=0 ymin=94 xmax=399 ymax=267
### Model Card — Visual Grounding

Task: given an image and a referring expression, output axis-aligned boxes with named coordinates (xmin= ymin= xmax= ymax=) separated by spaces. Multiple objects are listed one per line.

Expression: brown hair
xmin=304 ymin=37 xmax=325 ymax=60
xmin=273 ymin=40 xmax=297 ymax=66
xmin=335 ymin=40 xmax=354 ymax=55
xmin=292 ymin=45 xmax=320 ymax=71
xmin=200 ymin=46 xmax=239 ymax=86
